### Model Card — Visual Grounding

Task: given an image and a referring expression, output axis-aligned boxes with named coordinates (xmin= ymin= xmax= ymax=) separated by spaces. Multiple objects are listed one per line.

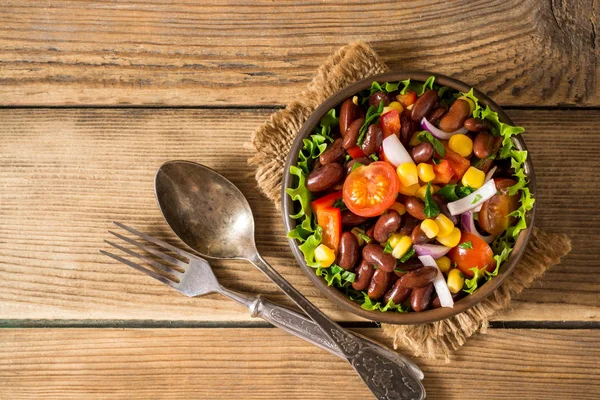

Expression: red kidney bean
xmin=360 ymin=124 xmax=383 ymax=156
xmin=369 ymin=91 xmax=391 ymax=108
xmin=411 ymin=283 xmax=434 ymax=312
xmin=373 ymin=210 xmax=402 ymax=243
xmin=405 ymin=197 xmax=427 ymax=220
xmin=341 ymin=210 xmax=368 ymax=227
xmin=362 ymin=244 xmax=396 ymax=272
xmin=411 ymin=90 xmax=438 ymax=122
xmin=473 ymin=132 xmax=495 ymax=159
xmin=352 ymin=260 xmax=374 ymax=291
xmin=337 ymin=232 xmax=359 ymax=270
xmin=367 ymin=268 xmax=392 ymax=300
xmin=339 ymin=98 xmax=358 ymax=136
xmin=319 ymin=138 xmax=345 ymax=165
xmin=306 ymin=163 xmax=344 ymax=192
xmin=410 ymin=224 xmax=430 ymax=245
xmin=383 ymin=279 xmax=412 ymax=305
xmin=342 ymin=118 xmax=365 ymax=150
xmin=464 ymin=117 xmax=491 ymax=132
xmin=428 ymin=105 xmax=447 ymax=123
xmin=439 ymin=99 xmax=471 ymax=132
xmin=397 ymin=259 xmax=424 ymax=272
xmin=365 ymin=225 xmax=375 ymax=240
xmin=345 ymin=156 xmax=372 ymax=175
xmin=410 ymin=142 xmax=434 ymax=163
xmin=399 ymin=266 xmax=437 ymax=289
xmin=399 ymin=111 xmax=415 ymax=146
xmin=398 ymin=214 xmax=419 ymax=236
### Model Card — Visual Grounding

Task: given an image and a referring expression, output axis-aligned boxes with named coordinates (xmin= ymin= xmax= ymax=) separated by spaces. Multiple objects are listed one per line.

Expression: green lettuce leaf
xmin=417 ymin=130 xmax=445 ymax=157
xmin=357 ymin=101 xmax=385 ymax=146
xmin=361 ymin=292 xmax=406 ymax=312
xmin=463 ymin=266 xmax=488 ymax=294
xmin=299 ymin=227 xmax=323 ymax=268
xmin=459 ymin=88 xmax=481 ymax=118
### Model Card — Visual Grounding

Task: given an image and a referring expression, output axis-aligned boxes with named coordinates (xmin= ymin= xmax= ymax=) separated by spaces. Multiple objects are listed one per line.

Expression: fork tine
xmin=113 ymin=222 xmax=195 ymax=260
xmin=100 ymin=250 xmax=178 ymax=289
xmin=109 ymin=230 xmax=188 ymax=270
xmin=104 ymin=239 xmax=183 ymax=279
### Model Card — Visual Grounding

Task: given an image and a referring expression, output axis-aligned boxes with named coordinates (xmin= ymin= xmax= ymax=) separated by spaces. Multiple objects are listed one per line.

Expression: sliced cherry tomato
xmin=347 ymin=146 xmax=366 ymax=159
xmin=310 ymin=191 xmax=342 ymax=214
xmin=396 ymin=91 xmax=416 ymax=108
xmin=479 ymin=178 xmax=520 ymax=235
xmin=443 ymin=145 xmax=470 ymax=179
xmin=448 ymin=231 xmax=496 ymax=278
xmin=432 ymin=159 xmax=454 ymax=185
xmin=380 ymin=109 xmax=400 ymax=138
xmin=315 ymin=206 xmax=342 ymax=251
xmin=342 ymin=161 xmax=400 ymax=217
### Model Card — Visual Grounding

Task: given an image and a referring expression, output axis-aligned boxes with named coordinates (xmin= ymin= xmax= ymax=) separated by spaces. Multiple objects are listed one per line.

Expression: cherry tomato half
xmin=342 ymin=161 xmax=400 ymax=217
xmin=448 ymin=231 xmax=496 ymax=278
xmin=479 ymin=178 xmax=520 ymax=235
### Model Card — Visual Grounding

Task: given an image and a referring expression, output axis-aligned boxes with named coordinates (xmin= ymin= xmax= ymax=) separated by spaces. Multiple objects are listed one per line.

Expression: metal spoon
xmin=154 ymin=160 xmax=426 ymax=400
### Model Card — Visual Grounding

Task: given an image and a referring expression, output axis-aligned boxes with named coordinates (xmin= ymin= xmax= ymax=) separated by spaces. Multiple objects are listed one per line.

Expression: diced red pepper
xmin=380 ymin=109 xmax=400 ymax=138
xmin=432 ymin=159 xmax=455 ymax=185
xmin=443 ymin=145 xmax=471 ymax=179
xmin=396 ymin=91 xmax=416 ymax=108
xmin=310 ymin=191 xmax=342 ymax=214
xmin=347 ymin=146 xmax=366 ymax=159
xmin=316 ymin=206 xmax=342 ymax=251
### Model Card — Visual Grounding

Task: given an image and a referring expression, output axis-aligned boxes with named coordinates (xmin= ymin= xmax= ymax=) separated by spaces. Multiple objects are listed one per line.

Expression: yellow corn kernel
xmin=409 ymin=131 xmax=421 ymax=147
xmin=314 ymin=244 xmax=336 ymax=268
xmin=352 ymin=95 xmax=359 ymax=105
xmin=448 ymin=134 xmax=473 ymax=157
xmin=447 ymin=268 xmax=465 ymax=293
xmin=421 ymin=219 xmax=439 ymax=239
xmin=434 ymin=214 xmax=454 ymax=238
xmin=387 ymin=101 xmax=404 ymax=113
xmin=458 ymin=96 xmax=476 ymax=114
xmin=436 ymin=256 xmax=452 ymax=274
xmin=398 ymin=182 xmax=420 ymax=196
xmin=397 ymin=162 xmax=418 ymax=187
xmin=417 ymin=163 xmax=435 ymax=183
xmin=389 ymin=202 xmax=406 ymax=215
xmin=387 ymin=233 xmax=404 ymax=249
xmin=350 ymin=227 xmax=366 ymax=246
xmin=391 ymin=235 xmax=413 ymax=259
xmin=415 ymin=185 xmax=428 ymax=201
xmin=436 ymin=227 xmax=461 ymax=248
xmin=461 ymin=166 xmax=485 ymax=189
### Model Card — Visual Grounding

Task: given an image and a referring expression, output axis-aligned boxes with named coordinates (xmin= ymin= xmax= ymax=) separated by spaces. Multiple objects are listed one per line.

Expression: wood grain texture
xmin=0 ymin=328 xmax=598 ymax=399
xmin=0 ymin=0 xmax=597 ymax=106
xmin=0 ymin=108 xmax=598 ymax=322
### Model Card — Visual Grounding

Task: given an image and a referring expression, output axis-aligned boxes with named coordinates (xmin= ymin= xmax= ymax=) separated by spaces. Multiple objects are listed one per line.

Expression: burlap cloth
xmin=247 ymin=41 xmax=572 ymax=361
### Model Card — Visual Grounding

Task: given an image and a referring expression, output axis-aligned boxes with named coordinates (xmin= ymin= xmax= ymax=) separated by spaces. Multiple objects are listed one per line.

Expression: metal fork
xmin=101 ymin=222 xmax=423 ymax=380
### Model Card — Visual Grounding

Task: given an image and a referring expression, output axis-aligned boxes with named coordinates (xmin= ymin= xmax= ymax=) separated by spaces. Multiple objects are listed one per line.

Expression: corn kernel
xmin=387 ymin=101 xmax=404 ymax=113
xmin=391 ymin=235 xmax=413 ymax=259
xmin=314 ymin=244 xmax=336 ymax=267
xmin=415 ymin=185 xmax=428 ymax=200
xmin=434 ymin=214 xmax=454 ymax=238
xmin=436 ymin=256 xmax=452 ymax=274
xmin=417 ymin=163 xmax=435 ymax=182
xmin=458 ymin=96 xmax=476 ymax=114
xmin=398 ymin=182 xmax=420 ymax=196
xmin=350 ymin=227 xmax=366 ymax=246
xmin=397 ymin=162 xmax=418 ymax=187
xmin=436 ymin=227 xmax=461 ymax=248
xmin=447 ymin=268 xmax=465 ymax=293
xmin=389 ymin=202 xmax=406 ymax=215
xmin=388 ymin=233 xmax=404 ymax=249
xmin=382 ymin=106 xmax=391 ymax=114
xmin=352 ymin=95 xmax=359 ymax=105
xmin=409 ymin=131 xmax=421 ymax=147
xmin=448 ymin=134 xmax=473 ymax=157
xmin=421 ymin=219 xmax=439 ymax=239
xmin=461 ymin=166 xmax=485 ymax=189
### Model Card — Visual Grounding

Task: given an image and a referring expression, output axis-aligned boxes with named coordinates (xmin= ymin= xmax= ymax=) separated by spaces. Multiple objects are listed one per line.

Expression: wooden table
xmin=1 ymin=1 xmax=598 ymax=398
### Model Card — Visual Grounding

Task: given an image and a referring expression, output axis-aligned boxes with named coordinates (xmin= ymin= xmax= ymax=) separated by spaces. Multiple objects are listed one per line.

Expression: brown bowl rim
xmin=281 ymin=71 xmax=536 ymax=325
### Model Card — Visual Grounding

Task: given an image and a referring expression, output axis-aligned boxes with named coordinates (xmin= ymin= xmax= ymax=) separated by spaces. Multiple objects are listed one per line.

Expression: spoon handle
xmin=249 ymin=253 xmax=426 ymax=400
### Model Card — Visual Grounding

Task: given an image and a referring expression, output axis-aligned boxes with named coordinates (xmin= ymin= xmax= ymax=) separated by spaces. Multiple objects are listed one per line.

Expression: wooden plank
xmin=0 ymin=108 xmax=598 ymax=322
xmin=0 ymin=328 xmax=598 ymax=399
xmin=0 ymin=0 xmax=597 ymax=106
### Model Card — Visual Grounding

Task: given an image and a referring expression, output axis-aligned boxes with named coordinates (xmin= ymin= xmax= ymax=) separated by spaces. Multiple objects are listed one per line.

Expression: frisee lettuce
xmin=317 ymin=264 xmax=356 ymax=287
xmin=399 ymin=76 xmax=436 ymax=96
xmin=463 ymin=267 xmax=488 ymax=294
xmin=361 ymin=293 xmax=407 ymax=312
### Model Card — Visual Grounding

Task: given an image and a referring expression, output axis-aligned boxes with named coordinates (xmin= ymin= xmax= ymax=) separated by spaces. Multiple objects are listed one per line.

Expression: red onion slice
xmin=413 ymin=244 xmax=451 ymax=259
xmin=418 ymin=255 xmax=454 ymax=308
xmin=382 ymin=134 xmax=413 ymax=167
xmin=447 ymin=179 xmax=497 ymax=216
xmin=461 ymin=210 xmax=496 ymax=244
xmin=421 ymin=117 xmax=468 ymax=140
xmin=474 ymin=166 xmax=498 ymax=212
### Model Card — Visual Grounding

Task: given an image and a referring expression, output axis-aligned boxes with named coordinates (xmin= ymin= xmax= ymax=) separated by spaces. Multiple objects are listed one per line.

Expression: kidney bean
xmin=342 ymin=118 xmax=365 ymax=150
xmin=410 ymin=224 xmax=430 ymax=245
xmin=399 ymin=214 xmax=419 ymax=236
xmin=405 ymin=197 xmax=427 ymax=220
xmin=369 ymin=91 xmax=391 ymax=108
xmin=373 ymin=210 xmax=402 ymax=243
xmin=432 ymin=194 xmax=457 ymax=225
xmin=361 ymin=124 xmax=383 ymax=156
xmin=306 ymin=163 xmax=343 ymax=192
xmin=383 ymin=279 xmax=412 ymax=305
xmin=411 ymin=89 xmax=438 ymax=122
xmin=397 ymin=258 xmax=424 ymax=272
xmin=399 ymin=111 xmax=415 ymax=146
xmin=362 ymin=244 xmax=396 ymax=272
xmin=339 ymin=98 xmax=358 ymax=136
xmin=368 ymin=268 xmax=392 ymax=299
xmin=411 ymin=283 xmax=434 ymax=312
xmin=341 ymin=210 xmax=368 ymax=227
xmin=411 ymin=142 xmax=434 ymax=163
xmin=352 ymin=260 xmax=374 ymax=291
xmin=464 ymin=117 xmax=491 ymax=132
xmin=345 ymin=156 xmax=372 ymax=175
xmin=473 ymin=132 xmax=495 ymax=159
xmin=365 ymin=225 xmax=375 ymax=240
xmin=319 ymin=138 xmax=345 ymax=165
xmin=439 ymin=99 xmax=471 ymax=132
xmin=337 ymin=232 xmax=359 ymax=270
xmin=428 ymin=105 xmax=447 ymax=123
xmin=399 ymin=266 xmax=437 ymax=289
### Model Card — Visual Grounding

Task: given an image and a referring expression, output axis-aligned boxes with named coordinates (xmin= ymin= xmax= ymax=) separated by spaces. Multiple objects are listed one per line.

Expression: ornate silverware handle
xmin=249 ymin=253 xmax=426 ymax=400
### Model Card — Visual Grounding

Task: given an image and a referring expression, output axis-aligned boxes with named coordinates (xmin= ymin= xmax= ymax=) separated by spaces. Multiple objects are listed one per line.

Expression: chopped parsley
xmin=471 ymin=194 xmax=482 ymax=204
xmin=459 ymin=241 xmax=473 ymax=250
